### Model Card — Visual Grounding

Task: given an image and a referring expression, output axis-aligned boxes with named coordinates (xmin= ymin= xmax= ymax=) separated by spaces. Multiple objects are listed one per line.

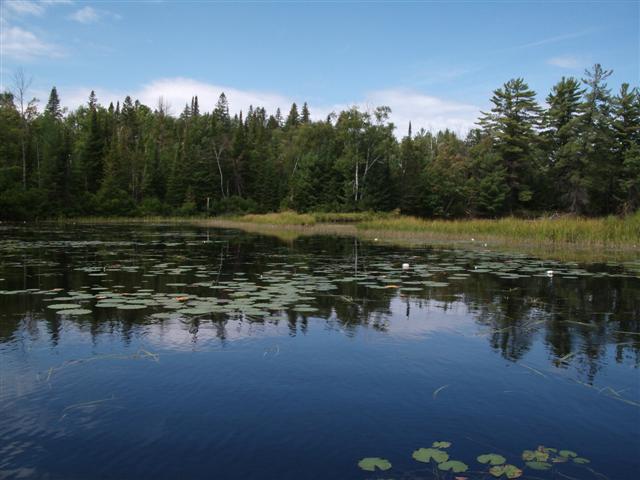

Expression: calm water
xmin=0 ymin=224 xmax=638 ymax=480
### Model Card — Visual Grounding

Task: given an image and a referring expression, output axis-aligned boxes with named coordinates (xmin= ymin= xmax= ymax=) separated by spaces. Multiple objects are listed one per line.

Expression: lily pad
xmin=412 ymin=448 xmax=449 ymax=464
xmin=47 ymin=303 xmax=81 ymax=310
xmin=116 ymin=304 xmax=147 ymax=310
xmin=522 ymin=449 xmax=549 ymax=462
xmin=559 ymin=450 xmax=577 ymax=458
xmin=504 ymin=465 xmax=524 ymax=479
xmin=438 ymin=460 xmax=468 ymax=473
xmin=490 ymin=464 xmax=523 ymax=479
xmin=357 ymin=457 xmax=392 ymax=472
xmin=526 ymin=461 xmax=551 ymax=470
xmin=432 ymin=441 xmax=451 ymax=448
xmin=478 ymin=453 xmax=506 ymax=465
xmin=573 ymin=457 xmax=590 ymax=464
xmin=56 ymin=308 xmax=92 ymax=315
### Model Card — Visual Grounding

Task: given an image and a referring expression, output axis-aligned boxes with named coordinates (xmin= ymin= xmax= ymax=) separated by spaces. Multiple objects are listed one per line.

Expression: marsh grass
xmin=58 ymin=211 xmax=639 ymax=261
xmin=357 ymin=212 xmax=640 ymax=247
xmin=230 ymin=211 xmax=317 ymax=225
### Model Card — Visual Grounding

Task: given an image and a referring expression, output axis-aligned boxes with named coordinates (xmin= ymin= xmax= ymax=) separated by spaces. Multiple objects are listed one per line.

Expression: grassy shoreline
xmin=52 ymin=211 xmax=640 ymax=261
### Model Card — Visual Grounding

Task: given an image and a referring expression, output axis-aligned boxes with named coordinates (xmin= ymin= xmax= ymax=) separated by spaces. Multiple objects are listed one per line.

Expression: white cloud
xmin=0 ymin=24 xmax=65 ymax=59
xmin=56 ymin=78 xmax=294 ymax=118
xmin=55 ymin=78 xmax=480 ymax=136
xmin=547 ymin=55 xmax=582 ymax=69
xmin=323 ymin=88 xmax=479 ymax=136
xmin=68 ymin=5 xmax=121 ymax=23
xmin=510 ymin=29 xmax=597 ymax=51
xmin=2 ymin=1 xmax=46 ymax=17
xmin=69 ymin=6 xmax=98 ymax=23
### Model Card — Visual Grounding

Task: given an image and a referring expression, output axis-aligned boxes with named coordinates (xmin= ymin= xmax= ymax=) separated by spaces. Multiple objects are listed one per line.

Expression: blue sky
xmin=1 ymin=0 xmax=638 ymax=134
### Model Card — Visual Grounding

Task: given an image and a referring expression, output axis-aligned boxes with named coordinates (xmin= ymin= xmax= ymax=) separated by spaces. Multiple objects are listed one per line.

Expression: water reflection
xmin=1 ymin=225 xmax=638 ymax=380
xmin=1 ymin=225 xmax=639 ymax=480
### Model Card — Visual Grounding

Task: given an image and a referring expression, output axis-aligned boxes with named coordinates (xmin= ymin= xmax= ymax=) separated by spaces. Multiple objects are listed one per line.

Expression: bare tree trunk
xmin=213 ymin=144 xmax=226 ymax=198
xmin=360 ymin=147 xmax=381 ymax=203
xmin=354 ymin=160 xmax=359 ymax=203
xmin=13 ymin=69 xmax=32 ymax=190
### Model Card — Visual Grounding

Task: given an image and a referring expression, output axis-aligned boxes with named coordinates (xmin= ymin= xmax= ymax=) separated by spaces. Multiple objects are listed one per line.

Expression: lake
xmin=0 ymin=224 xmax=638 ymax=480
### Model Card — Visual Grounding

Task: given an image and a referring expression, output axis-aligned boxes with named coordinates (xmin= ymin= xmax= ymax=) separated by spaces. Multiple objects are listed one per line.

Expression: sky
xmin=1 ymin=0 xmax=638 ymax=135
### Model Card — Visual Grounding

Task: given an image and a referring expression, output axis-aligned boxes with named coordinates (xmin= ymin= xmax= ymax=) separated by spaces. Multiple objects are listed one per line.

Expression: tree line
xmin=0 ymin=64 xmax=638 ymax=220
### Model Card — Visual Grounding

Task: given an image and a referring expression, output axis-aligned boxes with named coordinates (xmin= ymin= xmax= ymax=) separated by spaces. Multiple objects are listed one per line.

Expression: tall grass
xmin=60 ymin=211 xmax=640 ymax=247
xmin=357 ymin=212 xmax=640 ymax=246
xmin=230 ymin=211 xmax=317 ymax=225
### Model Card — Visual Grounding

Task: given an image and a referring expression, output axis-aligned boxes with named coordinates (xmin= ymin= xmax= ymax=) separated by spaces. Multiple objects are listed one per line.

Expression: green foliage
xmin=357 ymin=457 xmax=391 ymax=472
xmin=412 ymin=447 xmax=449 ymax=463
xmin=438 ymin=460 xmax=468 ymax=473
xmin=490 ymin=464 xmax=523 ymax=478
xmin=479 ymin=78 xmax=542 ymax=212
xmin=0 ymin=65 xmax=637 ymax=221
xmin=478 ymin=453 xmax=506 ymax=465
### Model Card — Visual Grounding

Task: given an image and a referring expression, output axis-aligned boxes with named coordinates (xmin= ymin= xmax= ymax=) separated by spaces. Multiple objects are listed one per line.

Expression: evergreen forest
xmin=1 ymin=64 xmax=638 ymax=221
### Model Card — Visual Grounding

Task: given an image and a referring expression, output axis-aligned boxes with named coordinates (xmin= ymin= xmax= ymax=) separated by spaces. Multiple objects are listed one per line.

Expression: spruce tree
xmin=285 ymin=102 xmax=299 ymax=128
xmin=545 ymin=77 xmax=586 ymax=212
xmin=45 ymin=87 xmax=62 ymax=119
xmin=613 ymin=83 xmax=640 ymax=212
xmin=580 ymin=64 xmax=616 ymax=214
xmin=301 ymin=102 xmax=310 ymax=124
xmin=83 ymin=91 xmax=104 ymax=192
xmin=479 ymin=78 xmax=542 ymax=212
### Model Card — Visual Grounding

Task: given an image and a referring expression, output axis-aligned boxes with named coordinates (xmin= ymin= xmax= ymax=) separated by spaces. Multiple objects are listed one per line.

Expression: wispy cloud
xmin=547 ymin=55 xmax=584 ymax=69
xmin=2 ymin=0 xmax=46 ymax=17
xmin=55 ymin=78 xmax=479 ymax=136
xmin=69 ymin=6 xmax=98 ymax=23
xmin=69 ymin=5 xmax=120 ymax=23
xmin=405 ymin=62 xmax=481 ymax=88
xmin=505 ymin=29 xmax=598 ymax=52
xmin=0 ymin=23 xmax=65 ymax=60
xmin=1 ymin=0 xmax=72 ymax=60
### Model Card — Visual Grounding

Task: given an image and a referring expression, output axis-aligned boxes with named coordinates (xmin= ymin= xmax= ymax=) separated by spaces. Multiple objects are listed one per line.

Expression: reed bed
xmin=58 ymin=211 xmax=640 ymax=256
xmin=356 ymin=213 xmax=640 ymax=247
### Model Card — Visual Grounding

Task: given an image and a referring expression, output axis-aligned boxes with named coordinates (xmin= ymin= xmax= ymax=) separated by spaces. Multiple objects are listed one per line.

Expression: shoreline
xmin=39 ymin=213 xmax=640 ymax=263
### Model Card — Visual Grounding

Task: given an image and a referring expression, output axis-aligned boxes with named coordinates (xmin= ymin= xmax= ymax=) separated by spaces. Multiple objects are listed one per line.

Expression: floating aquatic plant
xmin=357 ymin=457 xmax=392 ymax=472
xmin=57 ymin=309 xmax=92 ymax=315
xmin=573 ymin=457 xmax=590 ymax=464
xmin=438 ymin=460 xmax=468 ymax=473
xmin=525 ymin=461 xmax=551 ymax=470
xmin=477 ymin=453 xmax=506 ymax=465
xmin=412 ymin=447 xmax=449 ymax=464
xmin=489 ymin=464 xmax=523 ymax=479
xmin=432 ymin=441 xmax=451 ymax=448
xmin=559 ymin=449 xmax=577 ymax=458
xmin=522 ymin=448 xmax=549 ymax=462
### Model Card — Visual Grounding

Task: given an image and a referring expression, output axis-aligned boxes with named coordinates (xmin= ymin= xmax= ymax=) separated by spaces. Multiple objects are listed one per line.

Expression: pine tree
xmin=479 ymin=78 xmax=542 ymax=212
xmin=192 ymin=96 xmax=200 ymax=117
xmin=285 ymin=102 xmax=299 ymax=128
xmin=301 ymin=102 xmax=310 ymax=124
xmin=214 ymin=93 xmax=230 ymax=122
xmin=45 ymin=87 xmax=62 ymax=119
xmin=545 ymin=77 xmax=586 ymax=212
xmin=575 ymin=64 xmax=617 ymax=214
xmin=612 ymin=83 xmax=640 ymax=212
xmin=397 ymin=130 xmax=423 ymax=215
xmin=83 ymin=91 xmax=104 ymax=192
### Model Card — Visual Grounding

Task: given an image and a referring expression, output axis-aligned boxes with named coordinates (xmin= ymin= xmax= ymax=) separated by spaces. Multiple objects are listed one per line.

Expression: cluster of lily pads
xmin=21 ymin=270 xmax=334 ymax=318
xmin=521 ymin=446 xmax=589 ymax=471
xmin=1 ymin=232 xmax=639 ymax=326
xmin=358 ymin=442 xmax=590 ymax=478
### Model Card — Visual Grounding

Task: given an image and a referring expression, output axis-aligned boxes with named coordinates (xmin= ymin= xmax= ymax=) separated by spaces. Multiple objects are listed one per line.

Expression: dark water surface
xmin=1 ymin=224 xmax=638 ymax=480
